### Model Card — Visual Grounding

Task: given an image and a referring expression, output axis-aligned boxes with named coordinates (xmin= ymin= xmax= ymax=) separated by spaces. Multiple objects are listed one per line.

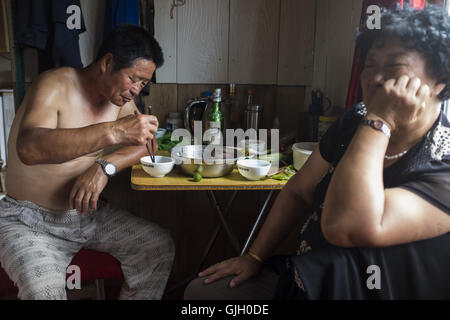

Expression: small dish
xmin=155 ymin=128 xmax=167 ymax=139
xmin=140 ymin=156 xmax=174 ymax=178
xmin=237 ymin=159 xmax=271 ymax=181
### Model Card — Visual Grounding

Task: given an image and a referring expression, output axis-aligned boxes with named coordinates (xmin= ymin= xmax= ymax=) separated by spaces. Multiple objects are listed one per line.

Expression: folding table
xmin=130 ymin=164 xmax=287 ymax=291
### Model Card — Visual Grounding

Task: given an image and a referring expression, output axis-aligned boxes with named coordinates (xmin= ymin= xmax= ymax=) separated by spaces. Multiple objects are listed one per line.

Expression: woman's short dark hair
xmin=356 ymin=4 xmax=450 ymax=101
xmin=96 ymin=24 xmax=164 ymax=72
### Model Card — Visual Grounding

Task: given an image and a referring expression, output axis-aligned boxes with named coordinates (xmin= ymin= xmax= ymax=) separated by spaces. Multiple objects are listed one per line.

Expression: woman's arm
xmin=247 ymin=146 xmax=331 ymax=261
xmin=199 ymin=146 xmax=331 ymax=287
xmin=322 ymin=76 xmax=450 ymax=247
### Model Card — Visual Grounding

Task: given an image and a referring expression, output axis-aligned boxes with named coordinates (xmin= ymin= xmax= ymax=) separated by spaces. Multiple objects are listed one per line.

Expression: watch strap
xmin=95 ymin=158 xmax=116 ymax=177
xmin=360 ymin=119 xmax=391 ymax=139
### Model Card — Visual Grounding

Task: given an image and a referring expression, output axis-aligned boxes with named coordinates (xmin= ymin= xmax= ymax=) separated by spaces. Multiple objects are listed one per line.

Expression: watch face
xmin=373 ymin=120 xmax=383 ymax=130
xmin=105 ymin=163 xmax=116 ymax=176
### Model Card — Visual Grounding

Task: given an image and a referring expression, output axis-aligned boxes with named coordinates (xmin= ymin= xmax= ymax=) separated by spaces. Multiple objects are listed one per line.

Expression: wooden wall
xmin=154 ymin=0 xmax=315 ymax=86
xmin=312 ymin=0 xmax=363 ymax=109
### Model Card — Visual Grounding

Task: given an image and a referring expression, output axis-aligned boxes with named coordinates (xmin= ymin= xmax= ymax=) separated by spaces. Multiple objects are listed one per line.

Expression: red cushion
xmin=69 ymin=249 xmax=124 ymax=282
xmin=0 ymin=249 xmax=123 ymax=297
xmin=0 ymin=265 xmax=17 ymax=296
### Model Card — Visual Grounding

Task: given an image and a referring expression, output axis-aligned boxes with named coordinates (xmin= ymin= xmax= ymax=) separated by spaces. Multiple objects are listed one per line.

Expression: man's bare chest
xmin=57 ymin=101 xmax=120 ymax=129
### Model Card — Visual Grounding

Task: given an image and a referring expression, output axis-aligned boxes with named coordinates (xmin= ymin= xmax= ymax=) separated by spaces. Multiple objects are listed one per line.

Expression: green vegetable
xmin=193 ymin=172 xmax=202 ymax=182
xmin=270 ymin=165 xmax=297 ymax=181
xmin=197 ymin=165 xmax=204 ymax=174
xmin=157 ymin=132 xmax=183 ymax=151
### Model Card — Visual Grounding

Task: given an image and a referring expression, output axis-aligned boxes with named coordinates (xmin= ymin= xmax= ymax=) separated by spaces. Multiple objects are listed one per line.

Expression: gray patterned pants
xmin=0 ymin=195 xmax=175 ymax=300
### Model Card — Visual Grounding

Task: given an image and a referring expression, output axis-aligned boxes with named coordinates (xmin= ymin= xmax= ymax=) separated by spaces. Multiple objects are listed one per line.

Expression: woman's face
xmin=360 ymin=36 xmax=442 ymax=106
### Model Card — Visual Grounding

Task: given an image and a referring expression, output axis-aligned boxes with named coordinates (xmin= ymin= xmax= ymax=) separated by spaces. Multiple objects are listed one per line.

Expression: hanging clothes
xmin=16 ymin=0 xmax=86 ymax=72
xmin=103 ymin=0 xmax=140 ymax=39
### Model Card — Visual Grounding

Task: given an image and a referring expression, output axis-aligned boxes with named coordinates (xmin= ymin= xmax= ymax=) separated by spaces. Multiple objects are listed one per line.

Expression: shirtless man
xmin=0 ymin=25 xmax=175 ymax=300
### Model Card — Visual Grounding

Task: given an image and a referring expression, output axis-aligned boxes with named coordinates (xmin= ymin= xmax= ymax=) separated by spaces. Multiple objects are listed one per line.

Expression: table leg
xmin=240 ymin=190 xmax=275 ymax=256
xmin=206 ymin=190 xmax=241 ymax=255
xmin=194 ymin=190 xmax=238 ymax=274
xmin=165 ymin=190 xmax=238 ymax=295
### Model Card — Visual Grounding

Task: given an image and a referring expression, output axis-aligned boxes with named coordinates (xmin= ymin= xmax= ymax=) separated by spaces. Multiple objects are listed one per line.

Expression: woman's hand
xmin=69 ymin=163 xmax=109 ymax=215
xmin=198 ymin=255 xmax=263 ymax=288
xmin=366 ymin=75 xmax=431 ymax=131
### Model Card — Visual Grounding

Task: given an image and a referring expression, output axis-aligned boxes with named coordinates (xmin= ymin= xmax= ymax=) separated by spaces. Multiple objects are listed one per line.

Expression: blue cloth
xmin=16 ymin=0 xmax=86 ymax=69
xmin=103 ymin=0 xmax=140 ymax=39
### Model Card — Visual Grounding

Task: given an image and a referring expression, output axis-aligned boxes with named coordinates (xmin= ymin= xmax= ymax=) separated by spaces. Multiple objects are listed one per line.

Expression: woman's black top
xmin=274 ymin=102 xmax=450 ymax=299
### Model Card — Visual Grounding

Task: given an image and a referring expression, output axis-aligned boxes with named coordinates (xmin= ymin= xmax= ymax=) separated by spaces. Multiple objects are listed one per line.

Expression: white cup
xmin=292 ymin=142 xmax=317 ymax=171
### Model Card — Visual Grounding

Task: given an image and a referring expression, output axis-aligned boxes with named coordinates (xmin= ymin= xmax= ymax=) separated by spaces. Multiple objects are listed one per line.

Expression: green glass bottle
xmin=203 ymin=88 xmax=223 ymax=145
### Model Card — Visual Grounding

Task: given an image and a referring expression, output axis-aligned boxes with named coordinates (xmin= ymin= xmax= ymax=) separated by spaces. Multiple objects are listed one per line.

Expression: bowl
xmin=171 ymin=145 xmax=244 ymax=178
xmin=292 ymin=142 xmax=317 ymax=170
xmin=155 ymin=128 xmax=167 ymax=139
xmin=140 ymin=156 xmax=174 ymax=177
xmin=237 ymin=159 xmax=271 ymax=181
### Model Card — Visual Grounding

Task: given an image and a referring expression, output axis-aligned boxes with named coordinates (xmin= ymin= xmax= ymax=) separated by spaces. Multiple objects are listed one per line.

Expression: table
xmin=131 ymin=164 xmax=287 ymax=291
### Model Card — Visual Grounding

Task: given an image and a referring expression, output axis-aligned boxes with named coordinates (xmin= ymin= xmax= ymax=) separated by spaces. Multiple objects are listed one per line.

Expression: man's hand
xmin=69 ymin=163 xmax=109 ymax=215
xmin=111 ymin=113 xmax=159 ymax=146
xmin=198 ymin=255 xmax=263 ymax=288
xmin=367 ymin=75 xmax=431 ymax=131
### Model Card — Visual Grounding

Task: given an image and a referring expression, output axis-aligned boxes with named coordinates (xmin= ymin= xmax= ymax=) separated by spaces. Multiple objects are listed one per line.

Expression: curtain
xmin=344 ymin=0 xmax=429 ymax=109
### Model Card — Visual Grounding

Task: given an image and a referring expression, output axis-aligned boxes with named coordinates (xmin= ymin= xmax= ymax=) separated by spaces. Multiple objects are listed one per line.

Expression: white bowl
xmin=292 ymin=142 xmax=317 ymax=170
xmin=155 ymin=128 xmax=167 ymax=139
xmin=237 ymin=159 xmax=271 ymax=181
xmin=140 ymin=156 xmax=174 ymax=177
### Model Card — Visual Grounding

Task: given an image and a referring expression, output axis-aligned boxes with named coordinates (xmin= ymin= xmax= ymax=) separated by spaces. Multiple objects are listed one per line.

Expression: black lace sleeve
xmin=398 ymin=170 xmax=450 ymax=215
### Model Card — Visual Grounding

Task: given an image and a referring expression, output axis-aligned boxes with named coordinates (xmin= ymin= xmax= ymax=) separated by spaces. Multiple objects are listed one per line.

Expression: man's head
xmin=356 ymin=5 xmax=450 ymax=103
xmin=95 ymin=24 xmax=164 ymax=106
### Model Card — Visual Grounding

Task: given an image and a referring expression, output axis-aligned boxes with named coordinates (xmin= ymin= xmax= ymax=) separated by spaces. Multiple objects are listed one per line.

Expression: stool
xmin=69 ymin=249 xmax=124 ymax=299
xmin=0 ymin=249 xmax=124 ymax=300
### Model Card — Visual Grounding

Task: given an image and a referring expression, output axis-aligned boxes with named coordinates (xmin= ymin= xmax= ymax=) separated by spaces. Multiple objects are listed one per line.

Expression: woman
xmin=185 ymin=4 xmax=450 ymax=299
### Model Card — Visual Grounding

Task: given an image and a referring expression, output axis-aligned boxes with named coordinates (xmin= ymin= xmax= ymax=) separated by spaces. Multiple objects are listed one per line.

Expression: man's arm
xmin=16 ymin=73 xmax=157 ymax=165
xmin=69 ymin=100 xmax=159 ymax=215
xmin=100 ymin=100 xmax=157 ymax=174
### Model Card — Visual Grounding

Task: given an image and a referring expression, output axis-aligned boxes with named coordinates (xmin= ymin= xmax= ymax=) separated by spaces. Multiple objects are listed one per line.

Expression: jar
xmin=166 ymin=112 xmax=183 ymax=131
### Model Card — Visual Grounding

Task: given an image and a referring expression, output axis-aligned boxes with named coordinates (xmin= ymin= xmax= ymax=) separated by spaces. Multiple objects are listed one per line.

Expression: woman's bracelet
xmin=246 ymin=251 xmax=263 ymax=264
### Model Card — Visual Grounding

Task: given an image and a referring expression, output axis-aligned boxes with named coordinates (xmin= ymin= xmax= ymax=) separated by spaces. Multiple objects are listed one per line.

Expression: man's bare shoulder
xmin=34 ymin=67 xmax=80 ymax=90
xmin=21 ymin=67 xmax=82 ymax=111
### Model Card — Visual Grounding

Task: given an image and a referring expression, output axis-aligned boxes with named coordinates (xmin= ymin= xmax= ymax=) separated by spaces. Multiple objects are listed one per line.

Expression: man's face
xmin=104 ymin=58 xmax=156 ymax=106
xmin=360 ymin=36 xmax=440 ymax=106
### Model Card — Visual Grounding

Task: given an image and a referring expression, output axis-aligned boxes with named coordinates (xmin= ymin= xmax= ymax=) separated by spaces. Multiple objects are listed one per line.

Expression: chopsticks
xmin=147 ymin=106 xmax=156 ymax=163
xmin=134 ymin=107 xmax=156 ymax=163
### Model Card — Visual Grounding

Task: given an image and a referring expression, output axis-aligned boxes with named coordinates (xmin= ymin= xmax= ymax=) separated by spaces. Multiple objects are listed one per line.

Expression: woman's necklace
xmin=384 ymin=149 xmax=409 ymax=160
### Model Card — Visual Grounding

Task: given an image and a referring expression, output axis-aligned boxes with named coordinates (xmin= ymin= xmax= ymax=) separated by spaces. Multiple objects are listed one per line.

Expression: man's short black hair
xmin=356 ymin=4 xmax=450 ymax=101
xmin=96 ymin=24 xmax=164 ymax=72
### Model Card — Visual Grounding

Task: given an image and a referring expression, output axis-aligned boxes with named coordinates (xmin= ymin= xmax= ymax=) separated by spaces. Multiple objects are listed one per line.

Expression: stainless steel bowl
xmin=171 ymin=145 xmax=245 ymax=178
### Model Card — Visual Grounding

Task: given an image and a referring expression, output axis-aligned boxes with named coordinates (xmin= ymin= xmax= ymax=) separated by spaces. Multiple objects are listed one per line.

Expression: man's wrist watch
xmin=360 ymin=118 xmax=391 ymax=139
xmin=95 ymin=158 xmax=117 ymax=177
